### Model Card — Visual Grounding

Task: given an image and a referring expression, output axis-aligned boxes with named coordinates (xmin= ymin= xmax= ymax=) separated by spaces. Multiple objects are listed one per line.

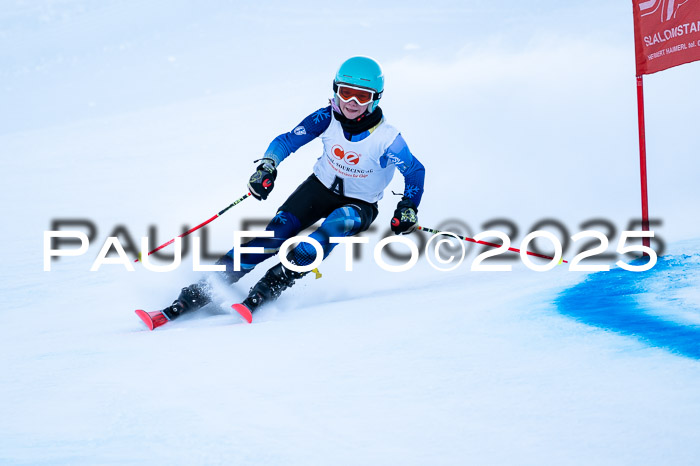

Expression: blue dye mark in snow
xmin=555 ymin=253 xmax=700 ymax=359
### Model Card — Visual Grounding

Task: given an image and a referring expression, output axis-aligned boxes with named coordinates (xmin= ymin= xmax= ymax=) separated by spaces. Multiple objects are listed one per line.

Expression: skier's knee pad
xmin=348 ymin=203 xmax=378 ymax=234
xmin=287 ymin=206 xmax=366 ymax=266
xmin=267 ymin=211 xmax=302 ymax=237
xmin=323 ymin=205 xmax=365 ymax=237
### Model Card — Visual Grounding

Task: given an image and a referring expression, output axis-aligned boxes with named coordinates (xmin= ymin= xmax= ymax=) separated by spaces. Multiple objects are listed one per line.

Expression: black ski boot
xmin=162 ymin=280 xmax=213 ymax=320
xmin=242 ymin=262 xmax=307 ymax=313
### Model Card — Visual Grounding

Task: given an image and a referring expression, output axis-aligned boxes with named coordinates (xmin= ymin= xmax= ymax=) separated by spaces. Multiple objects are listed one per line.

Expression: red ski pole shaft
xmin=135 ymin=192 xmax=252 ymax=263
xmin=418 ymin=226 xmax=568 ymax=264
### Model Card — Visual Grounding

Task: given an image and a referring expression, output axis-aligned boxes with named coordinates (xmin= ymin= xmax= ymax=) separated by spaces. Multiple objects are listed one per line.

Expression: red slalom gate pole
xmin=418 ymin=226 xmax=568 ymax=264
xmin=135 ymin=192 xmax=252 ymax=263
xmin=636 ymin=75 xmax=651 ymax=252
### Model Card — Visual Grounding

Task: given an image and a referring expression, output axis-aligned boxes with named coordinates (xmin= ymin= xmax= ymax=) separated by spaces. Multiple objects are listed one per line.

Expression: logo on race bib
xmin=331 ymin=145 xmax=360 ymax=165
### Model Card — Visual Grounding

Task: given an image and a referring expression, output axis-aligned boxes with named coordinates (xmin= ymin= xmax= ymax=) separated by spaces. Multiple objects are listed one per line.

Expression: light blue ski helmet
xmin=333 ymin=56 xmax=384 ymax=113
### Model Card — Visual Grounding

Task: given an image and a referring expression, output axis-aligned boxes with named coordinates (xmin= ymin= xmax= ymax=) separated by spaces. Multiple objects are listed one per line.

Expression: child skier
xmin=140 ymin=56 xmax=425 ymax=328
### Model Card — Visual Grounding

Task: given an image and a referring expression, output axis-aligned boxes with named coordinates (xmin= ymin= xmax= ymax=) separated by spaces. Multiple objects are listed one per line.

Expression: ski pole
xmin=135 ymin=192 xmax=252 ymax=262
xmin=417 ymin=225 xmax=568 ymax=264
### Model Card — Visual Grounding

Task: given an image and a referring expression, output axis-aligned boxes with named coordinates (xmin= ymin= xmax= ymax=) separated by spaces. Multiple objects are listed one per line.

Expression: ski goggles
xmin=335 ymin=84 xmax=376 ymax=105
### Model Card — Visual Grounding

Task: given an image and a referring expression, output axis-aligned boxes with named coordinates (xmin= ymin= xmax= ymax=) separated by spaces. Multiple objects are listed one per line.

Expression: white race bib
xmin=313 ymin=113 xmax=400 ymax=203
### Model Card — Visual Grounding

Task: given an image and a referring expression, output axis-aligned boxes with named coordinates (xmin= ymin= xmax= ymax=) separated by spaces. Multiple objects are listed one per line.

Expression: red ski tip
xmin=135 ymin=309 xmax=169 ymax=330
xmin=231 ymin=303 xmax=253 ymax=324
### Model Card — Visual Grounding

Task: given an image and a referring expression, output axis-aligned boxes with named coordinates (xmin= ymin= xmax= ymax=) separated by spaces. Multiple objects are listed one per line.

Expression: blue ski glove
xmin=391 ymin=198 xmax=418 ymax=235
xmin=248 ymin=159 xmax=277 ymax=201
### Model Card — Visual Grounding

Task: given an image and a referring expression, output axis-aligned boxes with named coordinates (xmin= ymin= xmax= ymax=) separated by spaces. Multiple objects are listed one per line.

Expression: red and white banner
xmin=633 ymin=0 xmax=700 ymax=74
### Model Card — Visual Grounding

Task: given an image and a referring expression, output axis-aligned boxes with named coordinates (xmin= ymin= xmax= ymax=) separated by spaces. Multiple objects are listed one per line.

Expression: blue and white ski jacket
xmin=263 ymin=105 xmax=425 ymax=206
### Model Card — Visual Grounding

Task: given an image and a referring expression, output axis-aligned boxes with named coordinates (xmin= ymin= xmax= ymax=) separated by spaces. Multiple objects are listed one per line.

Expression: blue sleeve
xmin=381 ymin=134 xmax=425 ymax=207
xmin=263 ymin=106 xmax=333 ymax=166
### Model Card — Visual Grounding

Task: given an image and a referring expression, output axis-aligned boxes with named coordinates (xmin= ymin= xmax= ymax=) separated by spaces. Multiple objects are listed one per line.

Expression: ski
xmin=231 ymin=303 xmax=253 ymax=324
xmin=135 ymin=304 xmax=253 ymax=330
xmin=135 ymin=309 xmax=169 ymax=331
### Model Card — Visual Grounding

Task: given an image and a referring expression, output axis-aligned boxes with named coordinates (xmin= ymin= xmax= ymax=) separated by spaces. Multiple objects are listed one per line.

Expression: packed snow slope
xmin=2 ymin=1 xmax=700 ymax=464
xmin=3 ymin=246 xmax=700 ymax=465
